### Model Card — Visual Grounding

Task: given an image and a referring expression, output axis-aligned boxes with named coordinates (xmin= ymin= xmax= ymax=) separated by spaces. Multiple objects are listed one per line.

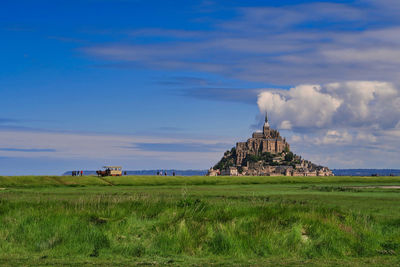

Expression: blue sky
xmin=1 ymin=0 xmax=400 ymax=175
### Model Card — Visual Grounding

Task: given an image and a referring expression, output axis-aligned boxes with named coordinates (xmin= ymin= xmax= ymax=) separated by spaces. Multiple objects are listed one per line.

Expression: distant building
xmin=207 ymin=168 xmax=219 ymax=176
xmin=208 ymin=113 xmax=333 ymax=177
xmin=220 ymin=166 xmax=238 ymax=176
xmin=235 ymin=113 xmax=290 ymax=166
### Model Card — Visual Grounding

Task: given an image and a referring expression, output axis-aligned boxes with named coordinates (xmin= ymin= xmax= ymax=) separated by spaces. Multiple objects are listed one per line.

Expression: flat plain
xmin=1 ymin=175 xmax=400 ymax=266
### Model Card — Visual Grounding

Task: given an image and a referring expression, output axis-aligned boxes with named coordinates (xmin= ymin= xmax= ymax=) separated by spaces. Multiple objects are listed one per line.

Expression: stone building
xmin=235 ymin=113 xmax=290 ymax=166
xmin=207 ymin=168 xmax=219 ymax=176
xmin=220 ymin=166 xmax=239 ymax=176
xmin=208 ymin=113 xmax=333 ymax=177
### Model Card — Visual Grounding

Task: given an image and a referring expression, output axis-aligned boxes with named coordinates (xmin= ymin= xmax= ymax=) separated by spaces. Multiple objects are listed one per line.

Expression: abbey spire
xmin=263 ymin=111 xmax=270 ymax=136
xmin=264 ymin=112 xmax=269 ymax=127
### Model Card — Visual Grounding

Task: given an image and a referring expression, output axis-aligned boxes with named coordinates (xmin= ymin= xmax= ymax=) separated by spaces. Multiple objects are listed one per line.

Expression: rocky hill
xmin=209 ymin=114 xmax=333 ymax=176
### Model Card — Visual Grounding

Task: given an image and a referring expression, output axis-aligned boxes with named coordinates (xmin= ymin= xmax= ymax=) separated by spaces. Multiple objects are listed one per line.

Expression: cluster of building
xmin=209 ymin=160 xmax=332 ymax=177
xmin=208 ymin=114 xmax=333 ymax=177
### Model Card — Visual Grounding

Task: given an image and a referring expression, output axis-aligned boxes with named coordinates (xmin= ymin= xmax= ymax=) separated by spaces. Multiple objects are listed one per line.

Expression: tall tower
xmin=263 ymin=112 xmax=270 ymax=137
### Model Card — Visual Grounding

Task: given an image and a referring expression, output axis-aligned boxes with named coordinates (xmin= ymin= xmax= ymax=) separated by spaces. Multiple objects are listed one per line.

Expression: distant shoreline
xmin=62 ymin=169 xmax=400 ymax=176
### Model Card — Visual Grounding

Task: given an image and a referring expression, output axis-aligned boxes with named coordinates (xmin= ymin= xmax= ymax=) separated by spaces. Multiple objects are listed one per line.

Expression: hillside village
xmin=208 ymin=114 xmax=333 ymax=177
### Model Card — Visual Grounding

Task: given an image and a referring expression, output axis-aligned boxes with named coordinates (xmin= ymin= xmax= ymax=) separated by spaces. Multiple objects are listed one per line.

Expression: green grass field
xmin=1 ymin=175 xmax=400 ymax=266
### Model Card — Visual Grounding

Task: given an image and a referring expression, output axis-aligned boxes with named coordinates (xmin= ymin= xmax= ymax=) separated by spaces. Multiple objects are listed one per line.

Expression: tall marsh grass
xmin=0 ymin=192 xmax=399 ymax=261
xmin=1 ymin=176 xmax=400 ymax=264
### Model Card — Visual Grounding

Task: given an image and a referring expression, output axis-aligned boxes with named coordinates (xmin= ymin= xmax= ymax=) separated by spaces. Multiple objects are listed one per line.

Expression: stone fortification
xmin=209 ymin=113 xmax=333 ymax=177
xmin=235 ymin=114 xmax=290 ymax=166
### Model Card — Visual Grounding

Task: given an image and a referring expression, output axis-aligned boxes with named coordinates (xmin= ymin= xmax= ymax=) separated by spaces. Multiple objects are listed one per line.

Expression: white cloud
xmin=279 ymin=120 xmax=292 ymax=130
xmin=290 ymin=135 xmax=302 ymax=142
xmin=326 ymin=81 xmax=400 ymax=128
xmin=256 ymin=81 xmax=400 ymax=168
xmin=317 ymin=130 xmax=353 ymax=145
xmin=257 ymin=81 xmax=400 ymax=131
xmin=356 ymin=132 xmax=377 ymax=143
xmin=258 ymin=84 xmax=342 ymax=130
xmin=287 ymin=128 xmax=400 ymax=169
xmin=322 ymin=48 xmax=400 ymax=64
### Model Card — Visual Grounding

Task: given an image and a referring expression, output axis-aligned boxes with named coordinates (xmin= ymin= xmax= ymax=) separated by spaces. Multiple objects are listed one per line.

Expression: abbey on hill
xmin=208 ymin=114 xmax=333 ymax=176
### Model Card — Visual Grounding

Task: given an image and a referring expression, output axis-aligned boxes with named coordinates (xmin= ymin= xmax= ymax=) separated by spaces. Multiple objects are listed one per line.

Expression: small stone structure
xmin=207 ymin=168 xmax=219 ymax=176
xmin=220 ymin=166 xmax=238 ymax=176
xmin=208 ymin=113 xmax=333 ymax=177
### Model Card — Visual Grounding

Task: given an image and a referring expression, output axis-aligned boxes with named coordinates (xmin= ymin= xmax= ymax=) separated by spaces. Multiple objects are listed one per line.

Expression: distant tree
xmin=285 ymin=152 xmax=294 ymax=162
xmin=260 ymin=152 xmax=273 ymax=162
xmin=237 ymin=166 xmax=243 ymax=174
xmin=214 ymin=146 xmax=238 ymax=169
xmin=214 ymin=156 xmax=234 ymax=170
xmin=246 ymin=154 xmax=259 ymax=163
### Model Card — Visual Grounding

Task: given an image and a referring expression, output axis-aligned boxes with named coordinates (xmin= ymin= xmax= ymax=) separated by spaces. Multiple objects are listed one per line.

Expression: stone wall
xmin=235 ymin=135 xmax=290 ymax=166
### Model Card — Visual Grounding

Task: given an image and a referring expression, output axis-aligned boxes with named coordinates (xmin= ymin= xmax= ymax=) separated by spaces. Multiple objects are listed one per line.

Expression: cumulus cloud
xmin=257 ymin=81 xmax=400 ymax=131
xmin=257 ymin=84 xmax=342 ymax=130
xmin=316 ymin=130 xmax=353 ymax=145
xmin=257 ymin=80 xmax=400 ymax=168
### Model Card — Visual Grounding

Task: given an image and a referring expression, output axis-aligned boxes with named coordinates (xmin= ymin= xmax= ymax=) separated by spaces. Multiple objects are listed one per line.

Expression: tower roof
xmin=263 ymin=111 xmax=270 ymax=129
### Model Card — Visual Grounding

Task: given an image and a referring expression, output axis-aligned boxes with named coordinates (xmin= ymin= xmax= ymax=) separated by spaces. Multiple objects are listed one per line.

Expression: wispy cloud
xmin=0 ymin=128 xmax=233 ymax=168
xmin=0 ymin=118 xmax=52 ymax=126
xmin=127 ymin=28 xmax=207 ymax=39
xmin=156 ymin=76 xmax=220 ymax=87
xmin=47 ymin=36 xmax=86 ymax=43
xmin=0 ymin=148 xmax=56 ymax=152
xmin=287 ymin=127 xmax=400 ymax=169
xmin=129 ymin=142 xmax=231 ymax=152
xmin=2 ymin=26 xmax=34 ymax=32
xmin=0 ymin=118 xmax=19 ymax=124
xmin=181 ymin=87 xmax=261 ymax=104
xmin=80 ymin=1 xmax=400 ymax=85
xmin=156 ymin=126 xmax=186 ymax=132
